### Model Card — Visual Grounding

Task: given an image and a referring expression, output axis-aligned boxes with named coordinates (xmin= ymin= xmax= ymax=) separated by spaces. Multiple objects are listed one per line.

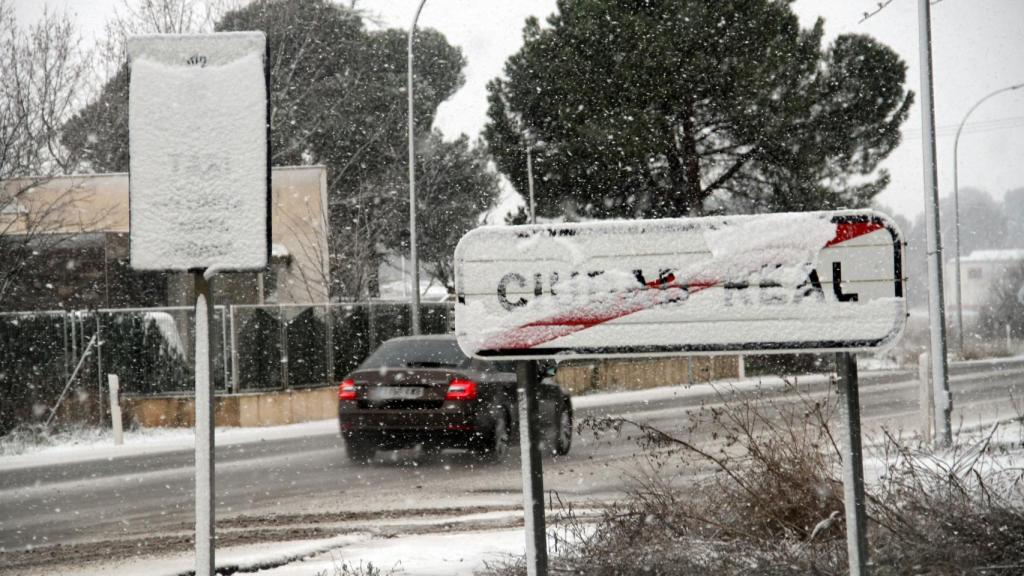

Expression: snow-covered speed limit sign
xmin=454 ymin=210 xmax=906 ymax=359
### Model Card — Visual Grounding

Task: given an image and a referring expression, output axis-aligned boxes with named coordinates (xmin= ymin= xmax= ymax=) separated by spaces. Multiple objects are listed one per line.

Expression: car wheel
xmin=344 ymin=434 xmax=376 ymax=464
xmin=551 ymin=403 xmax=573 ymax=456
xmin=476 ymin=408 xmax=510 ymax=462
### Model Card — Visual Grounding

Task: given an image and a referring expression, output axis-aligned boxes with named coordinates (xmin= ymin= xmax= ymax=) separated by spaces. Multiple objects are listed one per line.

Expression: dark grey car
xmin=338 ymin=335 xmax=573 ymax=463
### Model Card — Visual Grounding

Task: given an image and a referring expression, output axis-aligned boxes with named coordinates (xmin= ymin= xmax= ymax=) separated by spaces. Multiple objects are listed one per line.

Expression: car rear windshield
xmin=359 ymin=339 xmax=471 ymax=370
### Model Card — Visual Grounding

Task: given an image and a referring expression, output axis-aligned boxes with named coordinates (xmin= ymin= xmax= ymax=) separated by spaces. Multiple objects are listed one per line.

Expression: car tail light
xmin=339 ymin=378 xmax=357 ymax=401
xmin=445 ymin=378 xmax=478 ymax=401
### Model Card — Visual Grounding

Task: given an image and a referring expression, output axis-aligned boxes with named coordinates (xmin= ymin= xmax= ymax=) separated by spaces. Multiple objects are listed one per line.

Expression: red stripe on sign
xmin=825 ymin=220 xmax=884 ymax=248
xmin=483 ymin=277 xmax=717 ymax=351
xmin=482 ymin=218 xmax=885 ymax=351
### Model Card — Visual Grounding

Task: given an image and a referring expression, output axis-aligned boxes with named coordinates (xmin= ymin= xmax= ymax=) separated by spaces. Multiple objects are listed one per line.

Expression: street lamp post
xmin=408 ymin=0 xmax=427 ymax=336
xmin=952 ymin=82 xmax=1024 ymax=355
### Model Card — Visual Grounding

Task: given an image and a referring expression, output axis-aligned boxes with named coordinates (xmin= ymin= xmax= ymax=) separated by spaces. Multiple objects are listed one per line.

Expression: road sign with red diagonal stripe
xmin=453 ymin=210 xmax=905 ymax=359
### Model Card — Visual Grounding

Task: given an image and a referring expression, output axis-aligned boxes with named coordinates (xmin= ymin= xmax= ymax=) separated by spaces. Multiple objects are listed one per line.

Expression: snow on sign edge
xmin=453 ymin=209 xmax=907 ymax=359
xmin=127 ymin=32 xmax=269 ymax=272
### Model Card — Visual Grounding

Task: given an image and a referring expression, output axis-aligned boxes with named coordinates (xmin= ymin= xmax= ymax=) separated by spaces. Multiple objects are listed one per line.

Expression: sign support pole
xmin=516 ymin=360 xmax=548 ymax=576
xmin=194 ymin=272 xmax=215 ymax=576
xmin=835 ymin=352 xmax=869 ymax=576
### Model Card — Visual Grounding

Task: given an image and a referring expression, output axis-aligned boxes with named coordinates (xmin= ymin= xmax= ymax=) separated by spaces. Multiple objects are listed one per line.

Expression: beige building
xmin=945 ymin=249 xmax=1024 ymax=325
xmin=1 ymin=165 xmax=329 ymax=310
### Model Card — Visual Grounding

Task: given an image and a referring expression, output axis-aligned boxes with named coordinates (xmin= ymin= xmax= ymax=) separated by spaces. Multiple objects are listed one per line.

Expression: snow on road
xmin=254 ymin=528 xmax=527 ymax=576
xmin=0 ymin=418 xmax=339 ymax=471
xmin=47 ymin=529 xmax=526 ymax=576
xmin=21 ymin=511 xmax=570 ymax=576
xmin=0 ymin=372 xmax=822 ymax=470
xmin=0 ymin=358 xmax=1006 ymax=471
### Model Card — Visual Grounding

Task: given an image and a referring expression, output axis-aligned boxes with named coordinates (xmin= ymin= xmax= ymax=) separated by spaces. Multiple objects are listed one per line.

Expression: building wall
xmin=945 ymin=251 xmax=1024 ymax=318
xmin=555 ymin=356 xmax=740 ymax=395
xmin=2 ymin=166 xmax=330 ymax=310
xmin=269 ymin=166 xmax=331 ymax=304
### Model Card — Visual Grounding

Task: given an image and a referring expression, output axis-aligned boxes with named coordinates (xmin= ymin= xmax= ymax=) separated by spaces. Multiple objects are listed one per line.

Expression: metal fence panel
xmin=0 ymin=301 xmax=454 ymax=428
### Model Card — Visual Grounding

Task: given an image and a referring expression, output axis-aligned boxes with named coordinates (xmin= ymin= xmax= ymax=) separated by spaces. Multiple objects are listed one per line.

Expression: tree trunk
xmin=366 ymin=255 xmax=381 ymax=299
xmin=665 ymin=144 xmax=689 ymax=217
xmin=680 ymin=100 xmax=703 ymax=216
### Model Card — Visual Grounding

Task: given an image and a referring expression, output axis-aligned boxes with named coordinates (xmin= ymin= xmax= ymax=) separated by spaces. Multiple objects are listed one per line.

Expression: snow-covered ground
xmin=26 ymin=509 xmax=574 ymax=576
xmin=253 ymin=528 xmax=527 ymax=576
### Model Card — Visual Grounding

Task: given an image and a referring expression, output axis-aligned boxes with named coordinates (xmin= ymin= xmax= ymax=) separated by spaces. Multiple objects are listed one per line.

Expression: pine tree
xmin=485 ymin=0 xmax=913 ymax=219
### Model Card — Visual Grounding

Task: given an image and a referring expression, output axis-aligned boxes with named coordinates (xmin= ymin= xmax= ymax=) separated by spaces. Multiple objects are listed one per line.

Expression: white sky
xmin=15 ymin=0 xmax=1024 ymax=219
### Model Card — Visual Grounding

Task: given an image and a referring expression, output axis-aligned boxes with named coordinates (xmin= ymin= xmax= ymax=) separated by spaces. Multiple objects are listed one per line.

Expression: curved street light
xmin=408 ymin=0 xmax=428 ymax=335
xmin=951 ymin=82 xmax=1024 ymax=354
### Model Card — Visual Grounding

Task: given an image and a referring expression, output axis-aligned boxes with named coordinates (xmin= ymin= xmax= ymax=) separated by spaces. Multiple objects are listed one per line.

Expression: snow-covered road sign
xmin=454 ymin=210 xmax=905 ymax=359
xmin=127 ymin=32 xmax=269 ymax=272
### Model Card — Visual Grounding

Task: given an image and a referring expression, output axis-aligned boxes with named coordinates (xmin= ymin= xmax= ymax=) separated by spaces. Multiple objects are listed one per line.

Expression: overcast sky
xmin=15 ymin=0 xmax=1024 ymax=220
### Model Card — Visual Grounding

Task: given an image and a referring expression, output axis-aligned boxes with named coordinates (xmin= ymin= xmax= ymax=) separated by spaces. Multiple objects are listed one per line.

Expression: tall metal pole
xmin=194 ymin=272 xmax=215 ymax=576
xmin=952 ymin=83 xmax=1024 ymax=355
xmin=917 ymin=0 xmax=952 ymax=447
xmin=516 ymin=360 xmax=548 ymax=576
xmin=407 ymin=0 xmax=427 ymax=336
xmin=835 ymin=353 xmax=869 ymax=576
xmin=526 ymin=146 xmax=536 ymax=224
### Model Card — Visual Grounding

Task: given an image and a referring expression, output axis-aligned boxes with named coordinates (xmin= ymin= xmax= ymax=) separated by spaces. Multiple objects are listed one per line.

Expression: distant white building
xmin=946 ymin=249 xmax=1024 ymax=322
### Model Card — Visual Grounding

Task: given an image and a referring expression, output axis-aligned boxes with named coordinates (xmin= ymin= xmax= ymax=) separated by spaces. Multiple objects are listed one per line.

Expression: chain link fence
xmin=0 ymin=301 xmax=454 ymax=432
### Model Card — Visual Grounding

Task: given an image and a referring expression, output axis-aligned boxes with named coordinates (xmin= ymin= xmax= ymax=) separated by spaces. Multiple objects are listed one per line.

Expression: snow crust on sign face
xmin=702 ymin=212 xmax=836 ymax=286
xmin=454 ymin=211 xmax=903 ymax=357
xmin=128 ymin=32 xmax=265 ymax=66
xmin=128 ymin=34 xmax=267 ymax=271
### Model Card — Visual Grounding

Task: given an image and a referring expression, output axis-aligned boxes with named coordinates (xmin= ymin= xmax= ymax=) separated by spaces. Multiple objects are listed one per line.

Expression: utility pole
xmin=917 ymin=0 xmax=952 ymax=446
xmin=407 ymin=0 xmax=428 ymax=335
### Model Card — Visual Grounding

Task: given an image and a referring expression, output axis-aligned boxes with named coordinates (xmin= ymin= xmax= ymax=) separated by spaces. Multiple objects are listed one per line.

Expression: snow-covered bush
xmin=480 ymin=383 xmax=1024 ymax=575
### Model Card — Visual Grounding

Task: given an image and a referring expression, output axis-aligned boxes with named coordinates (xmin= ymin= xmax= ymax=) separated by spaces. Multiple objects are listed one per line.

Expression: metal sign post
xmin=194 ymin=272 xmax=216 ymax=576
xmin=835 ymin=352 xmax=869 ymax=576
xmin=516 ymin=360 xmax=548 ymax=576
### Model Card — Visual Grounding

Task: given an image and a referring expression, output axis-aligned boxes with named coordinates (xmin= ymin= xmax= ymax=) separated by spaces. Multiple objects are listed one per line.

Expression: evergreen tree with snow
xmin=485 ymin=0 xmax=913 ymax=219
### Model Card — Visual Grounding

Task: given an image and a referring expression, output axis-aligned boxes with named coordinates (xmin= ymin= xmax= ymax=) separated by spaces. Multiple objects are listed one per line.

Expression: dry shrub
xmin=562 ymin=381 xmax=849 ymax=575
xmin=477 ymin=380 xmax=1024 ymax=576
xmin=871 ymin=427 xmax=1024 ymax=575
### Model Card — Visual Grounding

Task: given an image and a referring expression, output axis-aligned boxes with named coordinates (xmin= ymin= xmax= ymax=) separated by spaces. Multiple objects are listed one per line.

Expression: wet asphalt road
xmin=2 ymin=359 xmax=1023 ymax=565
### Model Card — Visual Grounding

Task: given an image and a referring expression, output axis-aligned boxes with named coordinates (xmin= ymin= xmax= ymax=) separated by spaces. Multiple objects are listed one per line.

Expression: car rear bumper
xmin=338 ymin=402 xmax=495 ymax=448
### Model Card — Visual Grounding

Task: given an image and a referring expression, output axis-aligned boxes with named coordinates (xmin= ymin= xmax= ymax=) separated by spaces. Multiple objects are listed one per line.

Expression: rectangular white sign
xmin=128 ymin=32 xmax=269 ymax=272
xmin=454 ymin=210 xmax=905 ymax=359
